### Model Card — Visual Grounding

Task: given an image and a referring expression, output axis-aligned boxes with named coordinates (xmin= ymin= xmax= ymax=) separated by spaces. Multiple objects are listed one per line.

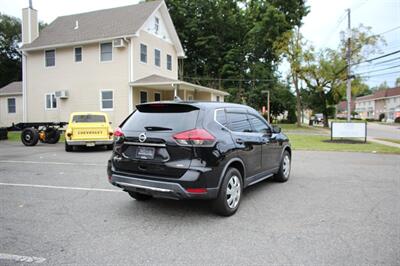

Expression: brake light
xmin=114 ymin=127 xmax=124 ymax=137
xmin=173 ymin=129 xmax=215 ymax=146
xmin=186 ymin=188 xmax=207 ymax=194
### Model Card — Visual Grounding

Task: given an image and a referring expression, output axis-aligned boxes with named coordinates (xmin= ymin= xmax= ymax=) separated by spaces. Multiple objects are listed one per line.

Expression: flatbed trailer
xmin=7 ymin=122 xmax=68 ymax=146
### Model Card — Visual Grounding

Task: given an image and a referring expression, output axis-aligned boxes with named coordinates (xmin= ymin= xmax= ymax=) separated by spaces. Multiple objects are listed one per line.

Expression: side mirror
xmin=272 ymin=126 xmax=281 ymax=134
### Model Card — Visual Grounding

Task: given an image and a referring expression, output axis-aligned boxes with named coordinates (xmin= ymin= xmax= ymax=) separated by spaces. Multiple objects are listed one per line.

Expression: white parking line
xmin=0 ymin=160 xmax=106 ymax=166
xmin=0 ymin=253 xmax=46 ymax=263
xmin=0 ymin=182 xmax=122 ymax=193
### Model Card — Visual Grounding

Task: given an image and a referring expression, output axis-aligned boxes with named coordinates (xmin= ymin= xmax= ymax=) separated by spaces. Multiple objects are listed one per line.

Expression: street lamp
xmin=261 ymin=90 xmax=270 ymax=123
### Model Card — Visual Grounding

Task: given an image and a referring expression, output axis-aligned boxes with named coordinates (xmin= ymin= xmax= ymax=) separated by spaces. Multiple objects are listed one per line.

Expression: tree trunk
xmin=323 ymin=112 xmax=329 ymax=128
xmin=293 ymin=74 xmax=301 ymax=127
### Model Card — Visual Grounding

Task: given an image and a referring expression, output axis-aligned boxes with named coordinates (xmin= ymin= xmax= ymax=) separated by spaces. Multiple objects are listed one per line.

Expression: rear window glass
xmin=72 ymin=115 xmax=106 ymax=123
xmin=122 ymin=110 xmax=199 ymax=132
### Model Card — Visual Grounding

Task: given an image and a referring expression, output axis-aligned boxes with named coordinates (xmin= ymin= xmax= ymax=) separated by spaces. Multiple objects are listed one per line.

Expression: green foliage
xmin=165 ymin=0 xmax=308 ymax=116
xmin=0 ymin=13 xmax=22 ymax=88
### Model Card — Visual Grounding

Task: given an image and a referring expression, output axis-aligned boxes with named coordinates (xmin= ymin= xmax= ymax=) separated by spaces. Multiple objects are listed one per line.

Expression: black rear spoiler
xmin=136 ymin=102 xmax=199 ymax=113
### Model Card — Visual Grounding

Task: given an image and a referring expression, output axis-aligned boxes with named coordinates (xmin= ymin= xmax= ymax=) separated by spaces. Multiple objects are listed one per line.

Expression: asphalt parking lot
xmin=0 ymin=141 xmax=399 ymax=265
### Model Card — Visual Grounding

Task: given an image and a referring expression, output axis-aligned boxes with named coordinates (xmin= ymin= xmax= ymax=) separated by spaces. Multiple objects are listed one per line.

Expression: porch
xmin=128 ymin=75 xmax=229 ymax=112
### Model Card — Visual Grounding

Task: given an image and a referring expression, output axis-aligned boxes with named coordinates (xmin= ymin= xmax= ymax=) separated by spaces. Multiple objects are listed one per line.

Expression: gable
xmin=142 ymin=10 xmax=172 ymax=42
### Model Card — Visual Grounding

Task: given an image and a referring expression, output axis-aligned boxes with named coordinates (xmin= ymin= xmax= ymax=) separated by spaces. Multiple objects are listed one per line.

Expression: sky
xmin=1 ymin=0 xmax=399 ymax=88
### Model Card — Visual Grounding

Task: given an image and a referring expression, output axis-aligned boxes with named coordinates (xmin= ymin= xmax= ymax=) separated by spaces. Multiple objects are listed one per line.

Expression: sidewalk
xmin=368 ymin=137 xmax=400 ymax=149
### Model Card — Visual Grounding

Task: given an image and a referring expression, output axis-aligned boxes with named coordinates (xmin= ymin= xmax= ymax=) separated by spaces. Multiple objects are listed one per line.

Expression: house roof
xmin=130 ymin=74 xmax=230 ymax=96
xmin=22 ymin=1 xmax=163 ymax=50
xmin=356 ymin=87 xmax=400 ymax=102
xmin=337 ymin=100 xmax=355 ymax=112
xmin=0 ymin=81 xmax=22 ymax=96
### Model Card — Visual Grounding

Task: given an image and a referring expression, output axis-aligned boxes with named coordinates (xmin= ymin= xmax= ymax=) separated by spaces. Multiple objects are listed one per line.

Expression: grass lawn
xmin=274 ymin=123 xmax=325 ymax=131
xmin=287 ymin=134 xmax=400 ymax=154
xmin=375 ymin=138 xmax=400 ymax=145
xmin=7 ymin=131 xmax=65 ymax=142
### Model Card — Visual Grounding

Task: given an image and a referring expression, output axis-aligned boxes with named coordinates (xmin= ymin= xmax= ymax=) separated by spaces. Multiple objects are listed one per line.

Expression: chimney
xmin=22 ymin=0 xmax=39 ymax=44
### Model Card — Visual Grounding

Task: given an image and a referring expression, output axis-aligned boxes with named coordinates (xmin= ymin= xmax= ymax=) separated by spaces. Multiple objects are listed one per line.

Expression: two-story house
xmin=20 ymin=0 xmax=228 ymax=126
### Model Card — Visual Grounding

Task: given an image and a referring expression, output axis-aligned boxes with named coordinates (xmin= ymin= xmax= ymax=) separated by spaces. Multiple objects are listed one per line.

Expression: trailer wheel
xmin=46 ymin=128 xmax=61 ymax=144
xmin=21 ymin=128 xmax=39 ymax=146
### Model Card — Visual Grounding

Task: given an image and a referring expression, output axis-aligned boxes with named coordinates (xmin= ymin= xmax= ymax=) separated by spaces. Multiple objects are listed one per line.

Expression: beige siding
xmin=131 ymin=30 xmax=178 ymax=81
xmin=25 ymin=42 xmax=130 ymax=126
xmin=0 ymin=95 xmax=23 ymax=127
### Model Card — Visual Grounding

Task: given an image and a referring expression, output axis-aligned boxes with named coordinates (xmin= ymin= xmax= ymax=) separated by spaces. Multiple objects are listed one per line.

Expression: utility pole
xmin=346 ymin=8 xmax=352 ymax=122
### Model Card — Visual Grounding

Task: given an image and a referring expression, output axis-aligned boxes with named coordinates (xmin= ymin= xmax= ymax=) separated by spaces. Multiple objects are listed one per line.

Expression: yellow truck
xmin=65 ymin=112 xmax=114 ymax=152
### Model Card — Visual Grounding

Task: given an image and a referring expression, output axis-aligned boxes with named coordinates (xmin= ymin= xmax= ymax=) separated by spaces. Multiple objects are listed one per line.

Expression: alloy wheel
xmin=226 ymin=175 xmax=241 ymax=209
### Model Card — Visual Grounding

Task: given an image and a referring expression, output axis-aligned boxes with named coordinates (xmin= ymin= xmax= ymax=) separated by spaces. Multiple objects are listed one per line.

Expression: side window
xmin=7 ymin=98 xmax=16 ymax=113
xmin=215 ymin=109 xmax=227 ymax=126
xmin=226 ymin=112 xmax=252 ymax=132
xmin=140 ymin=91 xmax=148 ymax=103
xmin=101 ymin=90 xmax=113 ymax=110
xmin=154 ymin=49 xmax=161 ymax=67
xmin=74 ymin=47 xmax=82 ymax=62
xmin=140 ymin=44 xmax=147 ymax=63
xmin=100 ymin=43 xmax=112 ymax=62
xmin=167 ymin=54 xmax=172 ymax=70
xmin=45 ymin=49 xmax=55 ymax=67
xmin=248 ymin=115 xmax=270 ymax=133
xmin=45 ymin=93 xmax=57 ymax=109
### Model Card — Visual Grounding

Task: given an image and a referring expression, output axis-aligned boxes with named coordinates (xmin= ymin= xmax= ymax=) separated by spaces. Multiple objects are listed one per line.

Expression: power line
xmin=352 ymin=49 xmax=400 ymax=66
xmin=355 ymin=64 xmax=400 ymax=75
xmin=359 ymin=70 xmax=400 ymax=78
xmin=184 ymin=77 xmax=276 ymax=82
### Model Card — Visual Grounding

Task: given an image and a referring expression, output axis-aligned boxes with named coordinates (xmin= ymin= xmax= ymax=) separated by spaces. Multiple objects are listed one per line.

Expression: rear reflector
xmin=186 ymin=188 xmax=207 ymax=194
xmin=173 ymin=129 xmax=215 ymax=146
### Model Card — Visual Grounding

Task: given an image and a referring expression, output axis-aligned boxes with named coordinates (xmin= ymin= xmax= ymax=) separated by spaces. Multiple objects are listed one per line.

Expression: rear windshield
xmin=122 ymin=109 xmax=199 ymax=132
xmin=72 ymin=115 xmax=106 ymax=123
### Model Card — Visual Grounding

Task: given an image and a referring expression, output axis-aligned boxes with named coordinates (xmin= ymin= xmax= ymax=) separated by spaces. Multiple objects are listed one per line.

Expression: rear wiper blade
xmin=144 ymin=126 xmax=173 ymax=131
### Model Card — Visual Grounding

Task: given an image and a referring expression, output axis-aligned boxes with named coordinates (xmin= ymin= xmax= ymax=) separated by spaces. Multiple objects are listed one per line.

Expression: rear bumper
xmin=110 ymin=173 xmax=218 ymax=200
xmin=66 ymin=140 xmax=114 ymax=146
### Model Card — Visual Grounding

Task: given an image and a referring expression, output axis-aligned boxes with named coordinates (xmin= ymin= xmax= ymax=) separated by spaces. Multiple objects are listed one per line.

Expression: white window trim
xmin=166 ymin=54 xmax=172 ymax=71
xmin=100 ymin=89 xmax=114 ymax=111
xmin=154 ymin=92 xmax=161 ymax=101
xmin=7 ymin=97 xmax=16 ymax=114
xmin=74 ymin=46 xmax=83 ymax=63
xmin=140 ymin=90 xmax=148 ymax=103
xmin=44 ymin=49 xmax=56 ymax=68
xmin=140 ymin=43 xmax=148 ymax=64
xmin=188 ymin=94 xmax=194 ymax=101
xmin=99 ymin=42 xmax=113 ymax=63
xmin=44 ymin=93 xmax=57 ymax=110
xmin=154 ymin=48 xmax=161 ymax=68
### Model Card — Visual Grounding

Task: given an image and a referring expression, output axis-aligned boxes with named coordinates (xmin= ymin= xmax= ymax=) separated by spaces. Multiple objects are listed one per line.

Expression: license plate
xmin=86 ymin=142 xmax=95 ymax=147
xmin=136 ymin=146 xmax=155 ymax=160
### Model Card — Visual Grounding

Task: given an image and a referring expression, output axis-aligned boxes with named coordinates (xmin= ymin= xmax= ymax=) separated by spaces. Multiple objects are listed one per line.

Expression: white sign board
xmin=331 ymin=122 xmax=367 ymax=140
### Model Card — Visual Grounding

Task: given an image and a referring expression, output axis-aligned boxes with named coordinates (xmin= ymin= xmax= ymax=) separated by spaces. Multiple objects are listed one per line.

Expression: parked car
xmin=65 ymin=112 xmax=114 ymax=152
xmin=107 ymin=102 xmax=291 ymax=216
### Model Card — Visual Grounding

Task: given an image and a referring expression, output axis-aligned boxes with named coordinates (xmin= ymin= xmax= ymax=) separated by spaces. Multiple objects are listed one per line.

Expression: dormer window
xmin=155 ymin=17 xmax=159 ymax=34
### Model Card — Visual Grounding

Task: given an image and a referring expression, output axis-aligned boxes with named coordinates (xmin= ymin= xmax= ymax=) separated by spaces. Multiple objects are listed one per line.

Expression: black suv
xmin=108 ymin=101 xmax=291 ymax=216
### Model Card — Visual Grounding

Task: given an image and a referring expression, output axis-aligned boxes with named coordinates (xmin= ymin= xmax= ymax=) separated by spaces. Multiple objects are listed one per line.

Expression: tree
xmin=300 ymin=25 xmax=385 ymax=127
xmin=0 ymin=13 xmax=47 ymax=88
xmin=0 ymin=13 xmax=21 ymax=88
xmin=396 ymin=77 xmax=400 ymax=87
xmin=165 ymin=0 xmax=309 ymax=117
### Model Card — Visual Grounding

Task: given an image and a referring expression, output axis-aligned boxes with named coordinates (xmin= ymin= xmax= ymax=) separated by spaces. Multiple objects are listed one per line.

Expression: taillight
xmin=114 ymin=127 xmax=124 ymax=137
xmin=173 ymin=128 xmax=215 ymax=146
xmin=114 ymin=127 xmax=125 ymax=143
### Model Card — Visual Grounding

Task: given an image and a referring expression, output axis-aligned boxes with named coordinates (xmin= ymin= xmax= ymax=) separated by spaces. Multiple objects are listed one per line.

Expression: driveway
xmin=0 ymin=141 xmax=399 ymax=265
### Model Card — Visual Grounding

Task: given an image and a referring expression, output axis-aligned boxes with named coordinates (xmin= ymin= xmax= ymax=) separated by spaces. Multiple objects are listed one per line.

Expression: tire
xmin=274 ymin=150 xmax=291 ymax=182
xmin=213 ymin=168 xmax=243 ymax=216
xmin=127 ymin=191 xmax=153 ymax=201
xmin=21 ymin=128 xmax=39 ymax=146
xmin=46 ymin=129 xmax=61 ymax=144
xmin=65 ymin=142 xmax=73 ymax=152
xmin=106 ymin=144 xmax=114 ymax=150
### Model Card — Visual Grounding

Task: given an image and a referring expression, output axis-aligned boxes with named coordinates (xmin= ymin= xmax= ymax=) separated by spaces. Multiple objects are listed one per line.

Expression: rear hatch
xmin=113 ymin=103 xmax=200 ymax=179
xmin=71 ymin=114 xmax=109 ymax=140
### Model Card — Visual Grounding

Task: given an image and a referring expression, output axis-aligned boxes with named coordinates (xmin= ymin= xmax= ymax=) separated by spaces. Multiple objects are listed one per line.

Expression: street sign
xmin=331 ymin=122 xmax=367 ymax=142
